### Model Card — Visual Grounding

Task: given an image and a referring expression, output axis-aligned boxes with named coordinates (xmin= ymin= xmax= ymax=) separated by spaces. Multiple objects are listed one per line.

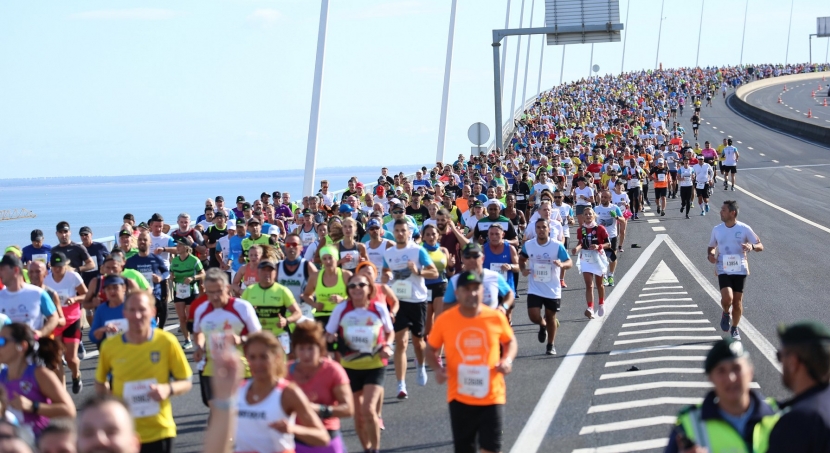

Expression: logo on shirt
xmin=150 ymin=351 xmax=160 ymax=363
xmin=19 ymin=381 xmax=32 ymax=394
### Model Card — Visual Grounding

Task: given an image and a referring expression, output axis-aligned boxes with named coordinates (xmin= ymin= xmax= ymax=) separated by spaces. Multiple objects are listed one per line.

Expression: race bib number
xmin=340 ymin=251 xmax=359 ymax=270
xmin=278 ymin=333 xmax=291 ymax=354
xmin=56 ymin=289 xmax=71 ymax=306
xmin=105 ymin=318 xmax=129 ymax=338
xmin=696 ymin=181 xmax=706 ymax=189
xmin=593 ymin=172 xmax=601 ymax=180
xmin=32 ymin=254 xmax=47 ymax=264
xmin=345 ymin=326 xmax=375 ymax=353
xmin=627 ymin=179 xmax=639 ymax=189
xmin=123 ymin=379 xmax=160 ymax=418
xmin=581 ymin=251 xmax=596 ymax=264
xmin=141 ymin=272 xmax=154 ymax=285
xmin=657 ymin=173 xmax=666 ymax=182
xmin=458 ymin=364 xmax=490 ymax=398
xmin=209 ymin=332 xmax=231 ymax=359
xmin=392 ymin=280 xmax=413 ymax=300
xmin=175 ymin=283 xmax=191 ymax=299
xmin=722 ymin=254 xmax=742 ymax=273
xmin=489 ymin=263 xmax=508 ymax=278
xmin=300 ymin=303 xmax=315 ymax=319
xmin=516 ymin=194 xmax=526 ymax=201
xmin=533 ymin=263 xmax=552 ymax=282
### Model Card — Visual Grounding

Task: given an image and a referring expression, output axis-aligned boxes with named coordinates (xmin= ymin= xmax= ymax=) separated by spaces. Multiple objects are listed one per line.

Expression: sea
xmin=0 ymin=166 xmax=386 ymax=248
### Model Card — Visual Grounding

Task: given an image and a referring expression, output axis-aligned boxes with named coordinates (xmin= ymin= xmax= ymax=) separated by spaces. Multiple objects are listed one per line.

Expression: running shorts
xmin=722 ymin=165 xmax=737 ymax=174
xmin=199 ymin=372 xmax=212 ymax=407
xmin=605 ymin=237 xmax=618 ymax=263
xmin=55 ymin=319 xmax=82 ymax=342
xmin=174 ymin=294 xmax=196 ymax=306
xmin=426 ymin=282 xmax=447 ymax=303
xmin=526 ymin=294 xmax=560 ymax=312
xmin=449 ymin=401 xmax=504 ymax=453
xmin=139 ymin=438 xmax=173 ymax=453
xmin=695 ymin=185 xmax=710 ymax=198
xmin=393 ymin=302 xmax=426 ymax=337
xmin=654 ymin=187 xmax=668 ymax=199
xmin=574 ymin=205 xmax=590 ymax=216
xmin=718 ymin=274 xmax=746 ymax=293
xmin=345 ymin=366 xmax=386 ymax=393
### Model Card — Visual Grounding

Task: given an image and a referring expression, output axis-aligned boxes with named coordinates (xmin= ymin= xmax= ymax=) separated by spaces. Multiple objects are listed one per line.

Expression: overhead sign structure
xmin=819 ymin=17 xmax=830 ymax=37
xmin=545 ymin=0 xmax=622 ymax=45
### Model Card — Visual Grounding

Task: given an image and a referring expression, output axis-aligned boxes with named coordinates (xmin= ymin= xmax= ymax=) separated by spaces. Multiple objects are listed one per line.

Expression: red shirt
xmin=287 ymin=358 xmax=350 ymax=431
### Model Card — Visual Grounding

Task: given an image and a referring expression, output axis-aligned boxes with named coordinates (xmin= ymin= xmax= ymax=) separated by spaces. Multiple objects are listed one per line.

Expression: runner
xmin=170 ymin=237 xmax=205 ymax=349
xmin=241 ymin=260 xmax=302 ymax=353
xmin=43 ymin=252 xmax=87 ymax=394
xmin=622 ymin=159 xmax=645 ymax=220
xmin=301 ymin=246 xmax=350 ymax=329
xmin=231 ymin=244 xmax=262 ymax=296
xmin=707 ymin=201 xmax=763 ymax=341
xmin=594 ymin=191 xmax=624 ymax=287
xmin=692 ymin=156 xmax=715 ymax=216
xmin=94 ymin=290 xmax=193 ymax=453
xmin=126 ymin=232 xmax=171 ymax=328
xmin=649 ymin=158 xmax=672 ymax=216
xmin=337 ymin=218 xmax=368 ymax=272
xmin=425 ymin=270 xmax=517 ymax=453
xmin=481 ymin=225 xmax=517 ymax=322
xmin=520 ymin=219 xmax=572 ymax=355
xmin=677 ymin=157 xmax=696 ymax=219
xmin=363 ymin=219 xmax=393 ymax=282
xmin=382 ymin=219 xmax=438 ymax=399
xmin=721 ymin=138 xmax=740 ymax=191
xmin=443 ymin=242 xmax=513 ymax=313
xmin=0 ymin=255 xmax=59 ymax=339
xmin=277 ymin=234 xmax=318 ymax=320
xmin=572 ymin=208 xmax=610 ymax=319
xmin=421 ymin=225 xmax=451 ymax=336
xmin=21 ymin=229 xmax=51 ymax=266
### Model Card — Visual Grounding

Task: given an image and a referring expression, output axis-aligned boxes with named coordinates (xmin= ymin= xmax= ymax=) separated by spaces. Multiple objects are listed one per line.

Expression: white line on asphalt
xmin=759 ymin=153 xmax=765 ymax=156
xmin=637 ymin=291 xmax=689 ymax=297
xmin=705 ymin=122 xmax=710 ymax=124
xmin=713 ymin=126 xmax=717 ymax=129
xmin=664 ymin=236 xmax=783 ymax=372
xmin=621 ymin=319 xmax=709 ymax=327
xmin=719 ymin=131 xmax=724 ymax=133
xmin=736 ymin=140 xmax=741 ymax=143
xmin=794 ymin=169 xmax=803 ymax=171
xmin=747 ymin=146 xmax=754 ymax=149
xmin=629 ymin=304 xmax=699 ymax=311
xmin=645 ymin=261 xmax=677 ymax=284
xmin=626 ymin=311 xmax=704 ymax=319
xmin=652 ymin=227 xmax=666 ymax=231
xmin=634 ymin=298 xmax=694 ymax=304
xmin=640 ymin=286 xmax=684 ymax=290
xmin=647 ymin=219 xmax=660 ymax=224
xmin=606 ymin=356 xmax=707 ymax=367
xmin=733 ymin=185 xmax=830 ymax=236
xmin=587 ymin=397 xmax=703 ymax=413
xmin=740 ymin=163 xmax=830 ymax=171
xmin=508 ymin=236 xmax=665 ymax=453
xmin=817 ymin=175 xmax=826 ymax=178
xmin=578 ymin=416 xmax=678 ymax=435
xmin=572 ymin=438 xmax=669 ymax=453
xmin=599 ymin=368 xmax=704 ymax=379
xmin=614 ymin=335 xmax=721 ymax=345
xmin=596 ymin=381 xmax=760 ymax=396
xmin=618 ymin=327 xmax=714 ymax=336
xmin=610 ymin=345 xmax=712 ymax=355
xmin=643 ymin=213 xmax=655 ymax=217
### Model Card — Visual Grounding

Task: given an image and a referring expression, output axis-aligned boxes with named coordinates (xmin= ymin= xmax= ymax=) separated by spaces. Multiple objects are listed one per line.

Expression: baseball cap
xmin=656 ymin=158 xmax=665 ymax=164
xmin=247 ymin=217 xmax=261 ymax=225
xmin=339 ymin=204 xmax=354 ymax=213
xmin=137 ymin=222 xmax=150 ymax=230
xmin=118 ymin=229 xmax=132 ymax=237
xmin=302 ymin=208 xmax=313 ymax=216
xmin=778 ymin=320 xmax=830 ymax=346
xmin=150 ymin=213 xmax=164 ymax=223
xmin=235 ymin=219 xmax=246 ymax=227
xmin=79 ymin=226 xmax=92 ymax=236
xmin=705 ymin=338 xmax=749 ymax=374
xmin=472 ymin=200 xmax=483 ymax=208
xmin=214 ymin=210 xmax=227 ymax=218
xmin=236 ymin=196 xmax=245 ymax=203
xmin=261 ymin=192 xmax=271 ymax=198
xmin=102 ymin=275 xmax=126 ymax=287
xmin=367 ymin=219 xmax=382 ymax=229
xmin=215 ymin=196 xmax=224 ymax=202
xmin=242 ymin=202 xmax=252 ymax=210
xmin=456 ymin=270 xmax=483 ymax=288
xmin=0 ymin=254 xmax=22 ymax=269
xmin=56 ymin=221 xmax=70 ymax=232
xmin=50 ymin=251 xmax=68 ymax=268
xmin=257 ymin=260 xmax=277 ymax=269
xmin=30 ymin=229 xmax=44 ymax=242
xmin=355 ymin=182 xmax=364 ymax=189
xmin=461 ymin=242 xmax=483 ymax=257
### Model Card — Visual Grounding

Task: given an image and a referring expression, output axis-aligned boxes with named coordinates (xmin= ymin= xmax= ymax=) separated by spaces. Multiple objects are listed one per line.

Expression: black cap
xmin=0 ymin=254 xmax=22 ymax=269
xmin=118 ymin=229 xmax=131 ymax=237
xmin=174 ymin=237 xmax=191 ymax=245
xmin=705 ymin=338 xmax=749 ymax=374
xmin=215 ymin=195 xmax=224 ymax=202
xmin=242 ymin=202 xmax=252 ymax=210
xmin=272 ymin=191 xmax=281 ymax=198
xmin=214 ymin=210 xmax=227 ymax=218
xmin=137 ymin=222 xmax=149 ymax=230
xmin=150 ymin=213 xmax=164 ymax=223
xmin=260 ymin=192 xmax=270 ymax=198
xmin=456 ymin=270 xmax=483 ymax=288
xmin=247 ymin=217 xmax=261 ymax=225
xmin=472 ymin=200 xmax=483 ymax=208
xmin=302 ymin=208 xmax=313 ymax=216
xmin=103 ymin=253 xmax=125 ymax=263
xmin=56 ymin=221 xmax=70 ymax=232
xmin=778 ymin=321 xmax=830 ymax=346
xmin=123 ymin=213 xmax=135 ymax=222
xmin=257 ymin=260 xmax=277 ymax=269
xmin=102 ymin=275 xmax=126 ymax=287
xmin=236 ymin=196 xmax=245 ymax=203
xmin=461 ymin=242 xmax=483 ymax=257
xmin=235 ymin=219 xmax=246 ymax=226
xmin=79 ymin=226 xmax=92 ymax=236
xmin=30 ymin=229 xmax=44 ymax=242
xmin=50 ymin=251 xmax=68 ymax=268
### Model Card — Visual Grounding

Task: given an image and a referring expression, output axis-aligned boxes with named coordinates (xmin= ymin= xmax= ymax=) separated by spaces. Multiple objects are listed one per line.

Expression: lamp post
xmin=784 ymin=0 xmax=794 ymax=65
xmin=695 ymin=0 xmax=705 ymax=67
xmin=739 ymin=0 xmax=749 ymax=65
xmin=620 ymin=0 xmax=631 ymax=73
xmin=509 ymin=0 xmax=527 ymax=123
xmin=303 ymin=0 xmax=330 ymax=197
xmin=655 ymin=0 xmax=666 ymax=70
xmin=436 ymin=0 xmax=458 ymax=163
xmin=520 ymin=0 xmax=536 ymax=117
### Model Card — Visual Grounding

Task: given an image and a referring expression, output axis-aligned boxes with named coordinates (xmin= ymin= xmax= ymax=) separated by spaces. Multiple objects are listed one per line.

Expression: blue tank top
xmin=0 ymin=364 xmax=50 ymax=437
xmin=483 ymin=242 xmax=515 ymax=292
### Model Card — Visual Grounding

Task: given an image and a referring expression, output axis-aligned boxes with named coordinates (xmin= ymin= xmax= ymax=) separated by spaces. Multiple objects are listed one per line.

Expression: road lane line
xmin=621 ymin=319 xmax=709 ymax=327
xmin=614 ymin=335 xmax=721 ymax=345
xmin=595 ymin=381 xmax=760 ymax=395
xmin=508 ymin=235 xmax=665 ymax=453
xmin=606 ymin=356 xmax=707 ymax=367
xmin=572 ymin=438 xmax=669 ymax=453
xmin=637 ymin=291 xmax=689 ymax=297
xmin=626 ymin=311 xmax=704 ymax=319
xmin=599 ymin=368 xmax=704 ymax=379
xmin=730 ymin=184 xmax=830 ymax=236
xmin=618 ymin=327 xmax=714 ymax=336
xmin=739 ymin=163 xmax=830 ymax=170
xmin=652 ymin=226 xmax=666 ymax=231
xmin=629 ymin=304 xmax=698 ymax=311
xmin=587 ymin=397 xmax=702 ymax=413
xmin=664 ymin=236 xmax=782 ymax=372
xmin=609 ymin=345 xmax=711 ymax=355
xmin=634 ymin=298 xmax=694 ymax=304
xmin=578 ymin=416 xmax=678 ymax=435
xmin=647 ymin=219 xmax=660 ymax=224
xmin=641 ymin=286 xmax=684 ymax=290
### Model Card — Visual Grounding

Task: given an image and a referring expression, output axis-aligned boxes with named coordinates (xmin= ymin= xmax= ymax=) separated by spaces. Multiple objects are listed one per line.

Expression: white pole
xmin=588 ymin=43 xmax=594 ymax=78
xmin=520 ymin=0 xmax=535 ymax=116
xmin=739 ymin=0 xmax=749 ymax=65
xmin=620 ymin=0 xmax=631 ymax=74
xmin=560 ymin=45 xmax=566 ymax=85
xmin=509 ymin=0 xmax=526 ymax=123
xmin=303 ymin=0 xmax=329 ymax=198
xmin=537 ymin=33 xmax=545 ymax=94
xmin=784 ymin=0 xmax=794 ymax=65
xmin=695 ymin=0 xmax=704 ymax=67
xmin=655 ymin=0 xmax=665 ymax=70
xmin=436 ymin=0 xmax=458 ymax=163
xmin=500 ymin=0 xmax=512 ymax=98
xmin=826 ymin=37 xmax=829 ymax=64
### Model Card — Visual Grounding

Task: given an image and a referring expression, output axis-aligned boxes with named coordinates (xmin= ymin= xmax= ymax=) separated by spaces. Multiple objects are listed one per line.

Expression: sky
xmin=1 ymin=0 xmax=828 ymax=180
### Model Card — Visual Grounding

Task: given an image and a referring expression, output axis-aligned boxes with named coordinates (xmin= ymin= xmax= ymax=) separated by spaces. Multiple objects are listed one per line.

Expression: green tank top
xmin=426 ymin=248 xmax=447 ymax=275
xmin=314 ymin=268 xmax=347 ymax=317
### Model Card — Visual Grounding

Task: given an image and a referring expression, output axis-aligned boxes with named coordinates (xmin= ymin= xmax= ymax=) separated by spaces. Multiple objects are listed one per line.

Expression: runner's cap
xmin=257 ymin=260 xmax=277 ymax=269
xmin=247 ymin=217 xmax=261 ymax=225
xmin=456 ymin=270 xmax=483 ymax=287
xmin=705 ymin=338 xmax=748 ymax=374
xmin=242 ymin=203 xmax=252 ymax=210
xmin=79 ymin=226 xmax=92 ymax=235
xmin=235 ymin=219 xmax=246 ymax=226
xmin=339 ymin=204 xmax=354 ymax=213
xmin=302 ymin=209 xmax=313 ymax=216
xmin=137 ymin=222 xmax=150 ymax=230
xmin=30 ymin=229 xmax=44 ymax=242
xmin=102 ymin=275 xmax=126 ymax=287
xmin=461 ymin=242 xmax=483 ymax=258
xmin=215 ymin=196 xmax=224 ymax=202
xmin=367 ymin=219 xmax=382 ymax=229
xmin=56 ymin=221 xmax=70 ymax=232
xmin=118 ymin=229 xmax=132 ymax=237
xmin=0 ymin=254 xmax=22 ymax=269
xmin=778 ymin=321 xmax=830 ymax=345
xmin=356 ymin=182 xmax=364 ymax=189
xmin=260 ymin=192 xmax=270 ymax=199
xmin=50 ymin=252 xmax=68 ymax=268
xmin=150 ymin=213 xmax=164 ymax=223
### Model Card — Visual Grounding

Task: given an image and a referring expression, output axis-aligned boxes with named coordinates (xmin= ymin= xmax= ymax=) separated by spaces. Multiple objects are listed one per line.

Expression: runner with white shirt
xmin=593 ymin=191 xmax=624 ymax=287
xmin=533 ymin=172 xmax=556 ymax=208
xmin=44 ymin=252 xmax=87 ymax=394
xmin=573 ymin=177 xmax=595 ymax=225
xmin=364 ymin=219 xmax=393 ymax=282
xmin=692 ymin=159 xmax=715 ymax=216
xmin=571 ymin=208 xmax=610 ymax=319
xmin=707 ymin=201 xmax=763 ymax=341
xmin=610 ymin=182 xmax=630 ymax=252
xmin=721 ymin=138 xmax=740 ymax=191
xmin=677 ymin=157 xmax=696 ymax=219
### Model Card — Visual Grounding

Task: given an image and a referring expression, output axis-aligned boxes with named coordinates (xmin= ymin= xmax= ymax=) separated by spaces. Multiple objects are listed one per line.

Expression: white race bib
xmin=458 ymin=364 xmax=490 ymax=398
xmin=627 ymin=178 xmax=639 ymax=189
xmin=581 ymin=251 xmax=597 ymax=264
xmin=122 ymin=379 xmax=160 ymax=418
xmin=300 ymin=303 xmax=315 ymax=319
xmin=489 ymin=263 xmax=508 ymax=279
xmin=722 ymin=254 xmax=742 ymax=273
xmin=696 ymin=181 xmax=706 ymax=189
xmin=32 ymin=254 xmax=48 ymax=264
xmin=278 ymin=332 xmax=291 ymax=354
xmin=533 ymin=263 xmax=553 ymax=282
xmin=516 ymin=194 xmax=526 ymax=201
xmin=345 ymin=326 xmax=375 ymax=353
xmin=657 ymin=173 xmax=666 ymax=182
xmin=340 ymin=251 xmax=359 ymax=270
xmin=105 ymin=318 xmax=129 ymax=338
xmin=392 ymin=280 xmax=413 ymax=300
xmin=56 ymin=289 xmax=71 ymax=306
xmin=175 ymin=283 xmax=191 ymax=299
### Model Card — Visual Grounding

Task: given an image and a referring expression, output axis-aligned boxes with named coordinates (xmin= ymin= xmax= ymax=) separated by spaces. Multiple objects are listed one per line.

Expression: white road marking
xmin=621 ymin=319 xmax=709 ymax=328
xmin=596 ymin=381 xmax=760 ymax=396
xmin=664 ymin=236 xmax=782 ymax=372
xmin=640 ymin=286 xmax=684 ymax=290
xmin=626 ymin=311 xmax=704 ymax=319
xmin=587 ymin=397 xmax=703 ymax=413
xmin=747 ymin=146 xmax=754 ymax=149
xmin=712 ymin=126 xmax=717 ymax=129
xmin=618 ymin=327 xmax=713 ymax=335
xmin=772 ymin=159 xmax=779 ymax=163
xmin=817 ymin=175 xmax=826 ymax=178
xmin=637 ymin=291 xmax=689 ymax=297
xmin=634 ymin=298 xmax=694 ymax=304
xmin=647 ymin=219 xmax=660 ymax=224
xmin=629 ymin=304 xmax=699 ymax=311
xmin=742 ymin=163 xmax=830 ymax=171
xmin=599 ymin=368 xmax=704 ymax=379
xmin=794 ymin=168 xmax=803 ymax=171
xmin=572 ymin=438 xmax=669 ymax=453
xmin=508 ymin=236 xmax=666 ymax=453
xmin=719 ymin=131 xmax=724 ymax=133
xmin=614 ymin=335 xmax=721 ymax=345
xmin=578 ymin=416 xmax=678 ymax=434
xmin=610 ymin=344 xmax=712 ymax=355
xmin=643 ymin=212 xmax=655 ymax=217
xmin=736 ymin=140 xmax=741 ymax=143
xmin=730 ymin=185 xmax=830 ymax=236
xmin=646 ymin=261 xmax=678 ymax=284
xmin=705 ymin=122 xmax=710 ymax=124
xmin=759 ymin=153 xmax=765 ymax=156
xmin=652 ymin=226 xmax=666 ymax=231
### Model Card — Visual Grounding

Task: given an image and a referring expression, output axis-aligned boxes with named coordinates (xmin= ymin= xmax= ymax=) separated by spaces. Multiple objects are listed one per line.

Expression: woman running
xmin=170 ymin=238 xmax=205 ymax=350
xmin=302 ymin=246 xmax=351 ymax=328
xmin=43 ymin=252 xmax=87 ymax=393
xmin=420 ymin=225 xmax=451 ymax=336
xmin=571 ymin=208 xmax=610 ymax=320
xmin=231 ymin=244 xmax=262 ymax=296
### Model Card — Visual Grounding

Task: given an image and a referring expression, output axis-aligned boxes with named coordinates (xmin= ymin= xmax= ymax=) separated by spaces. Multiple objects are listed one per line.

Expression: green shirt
xmin=170 ymin=254 xmax=203 ymax=293
xmin=121 ymin=269 xmax=150 ymax=290
xmin=241 ymin=283 xmax=296 ymax=336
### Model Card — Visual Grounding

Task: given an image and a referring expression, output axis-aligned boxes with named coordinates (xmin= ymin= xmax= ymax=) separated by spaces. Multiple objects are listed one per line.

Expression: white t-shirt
xmin=692 ymin=163 xmax=713 ymax=188
xmin=677 ymin=167 xmax=695 ymax=187
xmin=611 ymin=191 xmax=630 ymax=210
xmin=574 ymin=186 xmax=594 ymax=206
xmin=0 ymin=284 xmax=55 ymax=330
xmin=533 ymin=182 xmax=556 ymax=204
xmin=44 ymin=271 xmax=84 ymax=306
xmin=722 ymin=146 xmax=739 ymax=166
xmin=708 ymin=221 xmax=759 ymax=275
xmin=150 ymin=232 xmax=175 ymax=267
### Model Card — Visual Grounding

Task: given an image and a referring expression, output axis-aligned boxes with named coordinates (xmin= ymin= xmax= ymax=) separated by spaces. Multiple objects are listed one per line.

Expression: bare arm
xmin=279 ymin=385 xmax=331 ymax=447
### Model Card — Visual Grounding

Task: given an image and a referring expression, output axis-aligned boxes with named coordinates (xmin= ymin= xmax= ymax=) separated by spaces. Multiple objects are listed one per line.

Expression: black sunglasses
xmin=347 ymin=282 xmax=369 ymax=289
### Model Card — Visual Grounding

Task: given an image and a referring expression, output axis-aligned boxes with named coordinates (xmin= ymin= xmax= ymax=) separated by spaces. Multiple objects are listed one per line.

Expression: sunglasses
xmin=392 ymin=210 xmax=404 ymax=215
xmin=347 ymin=282 xmax=369 ymax=289
xmin=284 ymin=243 xmax=301 ymax=248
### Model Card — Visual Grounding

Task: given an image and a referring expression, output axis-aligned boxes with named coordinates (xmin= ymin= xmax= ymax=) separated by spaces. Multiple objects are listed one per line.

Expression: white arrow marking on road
xmin=629 ymin=304 xmax=698 ymax=311
xmin=572 ymin=438 xmax=670 ymax=452
xmin=634 ymin=298 xmax=694 ymax=304
xmin=646 ymin=261 xmax=678 ymax=284
xmin=626 ymin=311 xmax=704 ymax=319
xmin=595 ymin=381 xmax=760 ymax=395
xmin=618 ymin=327 xmax=713 ymax=335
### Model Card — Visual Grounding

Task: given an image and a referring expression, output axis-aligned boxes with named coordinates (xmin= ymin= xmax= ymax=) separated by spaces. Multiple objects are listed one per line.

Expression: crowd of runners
xmin=0 ymin=62 xmax=828 ymax=453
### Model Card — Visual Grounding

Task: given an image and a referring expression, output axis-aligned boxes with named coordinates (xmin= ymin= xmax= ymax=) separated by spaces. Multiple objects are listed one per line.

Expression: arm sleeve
xmin=418 ymin=247 xmax=434 ymax=267
xmin=708 ymin=228 xmax=718 ymax=248
xmin=324 ymin=303 xmax=346 ymax=335
xmin=557 ymin=244 xmax=571 ymax=262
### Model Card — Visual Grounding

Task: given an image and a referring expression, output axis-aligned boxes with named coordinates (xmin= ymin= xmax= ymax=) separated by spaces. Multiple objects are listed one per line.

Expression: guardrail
xmin=731 ymin=71 xmax=830 ymax=144
xmin=489 ymin=96 xmax=539 ymax=153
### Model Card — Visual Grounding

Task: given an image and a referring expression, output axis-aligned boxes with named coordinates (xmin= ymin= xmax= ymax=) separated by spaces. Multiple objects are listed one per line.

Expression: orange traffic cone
xmin=820 ymin=84 xmax=823 ymax=91
xmin=778 ymin=96 xmax=783 ymax=103
xmin=807 ymin=109 xmax=813 ymax=118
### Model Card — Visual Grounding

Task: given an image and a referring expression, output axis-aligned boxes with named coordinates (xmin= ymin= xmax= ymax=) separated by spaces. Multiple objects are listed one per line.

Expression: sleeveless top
xmin=299 ymin=226 xmax=317 ymax=249
xmin=0 ymin=364 xmax=50 ymax=437
xmin=365 ymin=240 xmax=391 ymax=282
xmin=314 ymin=268 xmax=347 ymax=317
xmin=278 ymin=260 xmax=312 ymax=318
xmin=234 ymin=379 xmax=294 ymax=453
xmin=483 ymin=243 xmax=515 ymax=291
xmin=241 ymin=264 xmax=258 ymax=291
xmin=337 ymin=241 xmax=360 ymax=271
xmin=423 ymin=246 xmax=447 ymax=285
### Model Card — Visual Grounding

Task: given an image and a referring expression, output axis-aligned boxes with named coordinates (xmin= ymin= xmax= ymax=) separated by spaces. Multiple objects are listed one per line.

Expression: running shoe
xmin=661 ymin=211 xmax=666 ymax=217
xmin=538 ymin=324 xmax=547 ymax=343
xmin=416 ymin=364 xmax=428 ymax=387
xmin=397 ymin=383 xmax=408 ymax=399
xmin=597 ymin=304 xmax=606 ymax=317
xmin=731 ymin=186 xmax=735 ymax=191
xmin=72 ymin=377 xmax=83 ymax=395
xmin=584 ymin=308 xmax=594 ymax=319
xmin=686 ymin=214 xmax=690 ymax=219
xmin=705 ymin=204 xmax=710 ymax=213
xmin=680 ymin=206 xmax=684 ymax=213
xmin=633 ymin=214 xmax=639 ymax=220
xmin=618 ymin=246 xmax=623 ymax=253
xmin=560 ymin=279 xmax=567 ymax=288
xmin=701 ymin=211 xmax=705 ymax=216
xmin=78 ymin=342 xmax=87 ymax=361
xmin=545 ymin=344 xmax=556 ymax=356
xmin=379 ymin=418 xmax=386 ymax=431
xmin=183 ymin=340 xmax=193 ymax=350
xmin=724 ymin=182 xmax=728 ymax=190
xmin=730 ymin=326 xmax=742 ymax=341
xmin=656 ymin=207 xmax=661 ymax=214
xmin=720 ymin=312 xmax=731 ymax=332
xmin=602 ymin=276 xmax=609 ymax=287
xmin=607 ymin=276 xmax=615 ymax=287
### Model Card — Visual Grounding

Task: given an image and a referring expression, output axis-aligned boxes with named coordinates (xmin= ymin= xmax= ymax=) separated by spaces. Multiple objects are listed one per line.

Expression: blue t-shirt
xmin=443 ymin=271 xmax=512 ymax=304
xmin=124 ymin=254 xmax=170 ymax=300
xmin=218 ymin=235 xmax=247 ymax=272
xmin=89 ymin=302 xmax=157 ymax=345
xmin=21 ymin=245 xmax=52 ymax=264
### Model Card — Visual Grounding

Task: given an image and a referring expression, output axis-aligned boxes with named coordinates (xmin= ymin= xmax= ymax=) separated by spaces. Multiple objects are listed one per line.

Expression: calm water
xmin=0 ymin=167 xmax=384 ymax=247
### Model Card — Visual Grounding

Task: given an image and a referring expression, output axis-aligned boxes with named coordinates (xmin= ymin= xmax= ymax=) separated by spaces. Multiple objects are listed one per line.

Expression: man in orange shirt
xmin=425 ymin=270 xmax=517 ymax=453
xmin=649 ymin=158 xmax=672 ymax=216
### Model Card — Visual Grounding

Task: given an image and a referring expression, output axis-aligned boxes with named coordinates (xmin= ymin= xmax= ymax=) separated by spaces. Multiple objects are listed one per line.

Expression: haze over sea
xmin=0 ymin=166 xmax=387 ymax=247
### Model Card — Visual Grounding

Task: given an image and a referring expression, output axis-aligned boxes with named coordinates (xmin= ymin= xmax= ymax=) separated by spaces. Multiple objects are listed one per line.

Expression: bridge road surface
xmin=744 ymin=76 xmax=830 ymax=124
xmin=64 ymin=89 xmax=830 ymax=452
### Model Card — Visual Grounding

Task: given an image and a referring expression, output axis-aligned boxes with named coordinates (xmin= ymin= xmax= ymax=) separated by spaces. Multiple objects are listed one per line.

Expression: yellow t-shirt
xmin=717 ymin=144 xmax=727 ymax=161
xmin=95 ymin=329 xmax=192 ymax=444
xmin=241 ymin=283 xmax=296 ymax=336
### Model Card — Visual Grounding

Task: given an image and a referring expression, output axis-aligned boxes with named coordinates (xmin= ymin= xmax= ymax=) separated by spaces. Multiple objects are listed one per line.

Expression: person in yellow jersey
xmin=664 ymin=338 xmax=778 ymax=453
xmin=94 ymin=290 xmax=192 ymax=453
xmin=241 ymin=259 xmax=302 ymax=354
xmin=301 ymin=245 xmax=351 ymax=329
xmin=240 ymin=217 xmax=277 ymax=260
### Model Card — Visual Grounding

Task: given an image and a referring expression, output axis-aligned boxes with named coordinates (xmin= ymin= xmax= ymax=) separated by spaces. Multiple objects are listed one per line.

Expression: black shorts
xmin=199 ymin=372 xmax=212 ymax=407
xmin=345 ymin=366 xmax=386 ymax=393
xmin=718 ymin=274 xmax=746 ymax=293
xmin=526 ymin=294 xmax=560 ymax=312
xmin=695 ymin=185 xmax=710 ymax=198
xmin=654 ymin=187 xmax=668 ymax=199
xmin=722 ymin=165 xmax=737 ymax=174
xmin=669 ymin=170 xmax=678 ymax=178
xmin=174 ymin=295 xmax=196 ymax=306
xmin=449 ymin=401 xmax=504 ymax=453
xmin=56 ymin=318 xmax=82 ymax=341
xmin=140 ymin=438 xmax=173 ymax=453
xmin=605 ymin=237 xmax=618 ymax=262
xmin=562 ymin=237 xmax=569 ymax=249
xmin=427 ymin=282 xmax=447 ymax=302
xmin=574 ymin=205 xmax=590 ymax=216
xmin=394 ymin=302 xmax=426 ymax=337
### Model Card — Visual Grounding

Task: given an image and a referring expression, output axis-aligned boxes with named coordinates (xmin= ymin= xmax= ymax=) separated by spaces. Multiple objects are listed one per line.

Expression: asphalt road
xmin=744 ymin=76 xmax=830 ymax=124
xmin=65 ymin=90 xmax=830 ymax=453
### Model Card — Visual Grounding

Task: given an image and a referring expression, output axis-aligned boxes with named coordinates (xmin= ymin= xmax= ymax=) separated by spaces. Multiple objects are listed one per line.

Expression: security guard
xmin=767 ymin=321 xmax=830 ymax=453
xmin=664 ymin=338 xmax=778 ymax=453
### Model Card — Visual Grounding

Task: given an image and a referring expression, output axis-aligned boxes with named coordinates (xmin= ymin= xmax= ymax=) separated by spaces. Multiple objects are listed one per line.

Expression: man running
xmin=707 ymin=201 xmax=763 ymax=341
xmin=126 ymin=232 xmax=171 ymax=328
xmin=721 ymin=138 xmax=740 ymax=191
xmin=649 ymin=158 xmax=671 ymax=216
xmin=594 ymin=191 xmax=624 ymax=287
xmin=692 ymin=156 xmax=714 ymax=216
xmin=0 ymin=254 xmax=59 ymax=338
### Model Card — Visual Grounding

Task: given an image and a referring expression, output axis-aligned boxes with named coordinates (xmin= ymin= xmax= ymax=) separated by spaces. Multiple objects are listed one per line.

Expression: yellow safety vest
xmin=676 ymin=400 xmax=780 ymax=453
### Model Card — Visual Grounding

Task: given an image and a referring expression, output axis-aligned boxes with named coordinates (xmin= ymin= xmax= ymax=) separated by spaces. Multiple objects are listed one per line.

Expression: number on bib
xmin=533 ymin=263 xmax=552 ymax=282
xmin=345 ymin=326 xmax=375 ymax=353
xmin=392 ymin=280 xmax=413 ymax=300
xmin=123 ymin=379 xmax=160 ymax=418
xmin=175 ymin=283 xmax=191 ymax=299
xmin=458 ymin=364 xmax=490 ymax=398
xmin=722 ymin=254 xmax=742 ymax=273
xmin=489 ymin=263 xmax=508 ymax=279
xmin=278 ymin=333 xmax=291 ymax=354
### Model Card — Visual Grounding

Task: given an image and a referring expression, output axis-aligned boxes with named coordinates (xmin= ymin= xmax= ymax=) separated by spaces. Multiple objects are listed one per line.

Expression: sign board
xmin=545 ymin=0 xmax=622 ymax=45
xmin=819 ymin=17 xmax=830 ymax=38
xmin=592 ymin=64 xmax=600 ymax=73
xmin=467 ymin=122 xmax=491 ymax=146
